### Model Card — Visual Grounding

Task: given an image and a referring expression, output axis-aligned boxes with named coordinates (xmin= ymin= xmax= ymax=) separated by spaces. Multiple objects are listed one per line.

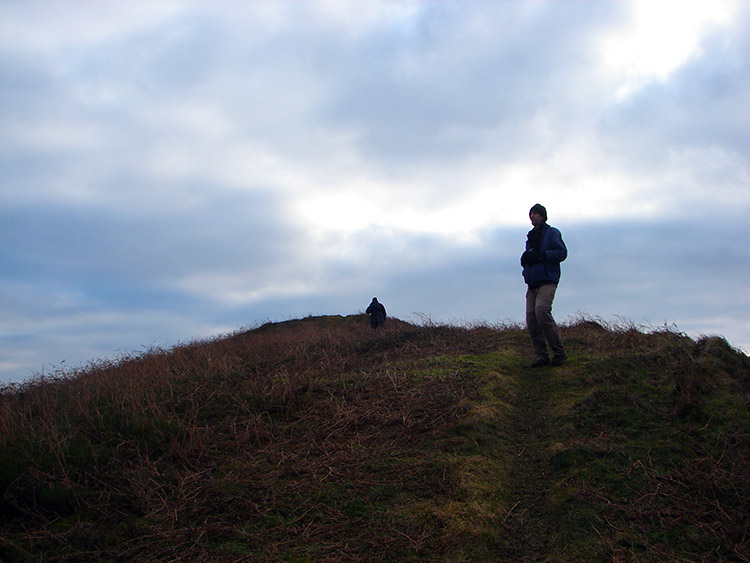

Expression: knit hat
xmin=529 ymin=203 xmax=547 ymax=220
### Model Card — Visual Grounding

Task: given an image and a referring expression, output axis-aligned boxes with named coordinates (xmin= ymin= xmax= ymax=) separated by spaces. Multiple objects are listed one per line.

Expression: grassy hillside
xmin=1 ymin=315 xmax=748 ymax=562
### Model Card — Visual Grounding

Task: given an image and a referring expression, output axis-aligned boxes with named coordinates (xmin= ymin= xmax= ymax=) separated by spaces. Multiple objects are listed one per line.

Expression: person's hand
xmin=521 ymin=250 xmax=543 ymax=266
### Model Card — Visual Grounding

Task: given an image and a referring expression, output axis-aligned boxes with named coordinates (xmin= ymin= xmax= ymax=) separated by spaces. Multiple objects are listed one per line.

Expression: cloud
xmin=1 ymin=0 xmax=749 ymax=382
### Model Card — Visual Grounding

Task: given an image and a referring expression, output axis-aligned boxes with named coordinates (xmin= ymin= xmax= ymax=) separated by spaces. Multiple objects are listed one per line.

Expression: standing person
xmin=365 ymin=297 xmax=387 ymax=330
xmin=521 ymin=204 xmax=568 ymax=367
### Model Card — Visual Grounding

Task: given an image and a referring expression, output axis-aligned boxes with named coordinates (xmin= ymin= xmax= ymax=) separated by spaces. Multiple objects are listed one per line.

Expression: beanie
xmin=529 ymin=203 xmax=547 ymax=221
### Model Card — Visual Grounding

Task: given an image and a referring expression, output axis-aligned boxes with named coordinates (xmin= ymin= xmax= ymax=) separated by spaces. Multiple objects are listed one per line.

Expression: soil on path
xmin=495 ymin=367 xmax=557 ymax=562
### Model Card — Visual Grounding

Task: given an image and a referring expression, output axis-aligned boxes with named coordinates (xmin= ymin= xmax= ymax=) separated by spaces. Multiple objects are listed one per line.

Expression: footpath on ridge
xmin=495 ymin=364 xmax=557 ymax=560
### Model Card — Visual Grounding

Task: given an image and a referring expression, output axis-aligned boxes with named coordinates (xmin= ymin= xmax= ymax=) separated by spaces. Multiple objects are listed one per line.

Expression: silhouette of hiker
xmin=365 ymin=297 xmax=387 ymax=330
xmin=521 ymin=203 xmax=568 ymax=367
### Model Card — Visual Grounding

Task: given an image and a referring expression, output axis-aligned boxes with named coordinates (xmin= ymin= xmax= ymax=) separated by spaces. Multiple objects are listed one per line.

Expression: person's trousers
xmin=526 ymin=284 xmax=565 ymax=360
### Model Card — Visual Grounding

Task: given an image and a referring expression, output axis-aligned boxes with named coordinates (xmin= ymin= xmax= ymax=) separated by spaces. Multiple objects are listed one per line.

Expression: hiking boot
xmin=530 ymin=358 xmax=550 ymax=368
xmin=550 ymin=353 xmax=568 ymax=366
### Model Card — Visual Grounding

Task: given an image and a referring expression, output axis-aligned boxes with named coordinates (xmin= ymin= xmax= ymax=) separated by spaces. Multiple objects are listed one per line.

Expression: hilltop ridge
xmin=1 ymin=315 xmax=748 ymax=561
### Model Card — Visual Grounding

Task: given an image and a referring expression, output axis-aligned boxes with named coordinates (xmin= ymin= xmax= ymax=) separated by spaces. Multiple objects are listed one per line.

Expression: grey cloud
xmin=1 ymin=0 xmax=748 ymax=384
xmin=2 ymin=186 xmax=300 ymax=301
xmin=316 ymin=2 xmax=623 ymax=163
xmin=562 ymin=215 xmax=749 ymax=335
xmin=599 ymin=13 xmax=750 ymax=166
xmin=2 ymin=212 xmax=749 ymax=383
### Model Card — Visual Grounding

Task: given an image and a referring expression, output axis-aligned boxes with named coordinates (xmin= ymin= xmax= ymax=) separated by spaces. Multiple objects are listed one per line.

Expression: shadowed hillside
xmin=1 ymin=315 xmax=749 ymax=562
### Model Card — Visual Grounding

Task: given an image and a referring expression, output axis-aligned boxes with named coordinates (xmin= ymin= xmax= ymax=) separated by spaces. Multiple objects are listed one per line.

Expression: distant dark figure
xmin=366 ymin=297 xmax=387 ymax=330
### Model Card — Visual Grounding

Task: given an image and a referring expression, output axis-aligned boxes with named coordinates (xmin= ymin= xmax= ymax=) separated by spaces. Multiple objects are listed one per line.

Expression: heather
xmin=1 ymin=315 xmax=748 ymax=561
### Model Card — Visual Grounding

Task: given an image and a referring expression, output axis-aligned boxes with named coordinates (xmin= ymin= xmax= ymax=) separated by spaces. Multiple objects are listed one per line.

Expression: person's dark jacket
xmin=521 ymin=223 xmax=567 ymax=287
xmin=366 ymin=300 xmax=386 ymax=327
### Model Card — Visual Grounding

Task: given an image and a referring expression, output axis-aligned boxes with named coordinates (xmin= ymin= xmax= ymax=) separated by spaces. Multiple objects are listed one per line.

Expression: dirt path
xmin=495 ymin=367 xmax=557 ymax=561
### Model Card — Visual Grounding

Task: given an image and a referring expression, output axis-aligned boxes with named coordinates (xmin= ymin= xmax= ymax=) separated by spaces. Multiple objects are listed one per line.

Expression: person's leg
xmin=526 ymin=287 xmax=549 ymax=362
xmin=534 ymin=284 xmax=566 ymax=361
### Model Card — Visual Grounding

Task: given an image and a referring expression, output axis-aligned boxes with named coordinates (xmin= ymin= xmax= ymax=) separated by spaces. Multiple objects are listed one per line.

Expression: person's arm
xmin=542 ymin=228 xmax=567 ymax=263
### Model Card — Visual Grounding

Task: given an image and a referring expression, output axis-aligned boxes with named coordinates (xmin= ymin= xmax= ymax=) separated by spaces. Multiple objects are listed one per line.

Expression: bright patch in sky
xmin=601 ymin=0 xmax=737 ymax=97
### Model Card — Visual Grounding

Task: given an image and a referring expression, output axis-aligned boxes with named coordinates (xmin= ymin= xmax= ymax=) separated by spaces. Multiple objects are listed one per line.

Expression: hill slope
xmin=1 ymin=315 xmax=749 ymax=561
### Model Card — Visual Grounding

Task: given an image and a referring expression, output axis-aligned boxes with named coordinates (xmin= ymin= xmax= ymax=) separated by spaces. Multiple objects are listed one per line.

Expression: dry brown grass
xmin=1 ymin=314 xmax=748 ymax=561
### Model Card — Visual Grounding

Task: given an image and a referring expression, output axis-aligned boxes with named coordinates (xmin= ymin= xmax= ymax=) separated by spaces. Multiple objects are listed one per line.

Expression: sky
xmin=1 ymin=0 xmax=749 ymax=383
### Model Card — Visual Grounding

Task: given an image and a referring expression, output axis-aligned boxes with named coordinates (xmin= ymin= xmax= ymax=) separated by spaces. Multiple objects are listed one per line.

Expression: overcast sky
xmin=2 ymin=0 xmax=749 ymax=383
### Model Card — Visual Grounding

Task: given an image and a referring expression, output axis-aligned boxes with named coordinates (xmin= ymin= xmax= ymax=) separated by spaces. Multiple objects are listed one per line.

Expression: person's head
xmin=372 ymin=297 xmax=378 ymax=302
xmin=529 ymin=203 xmax=547 ymax=227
